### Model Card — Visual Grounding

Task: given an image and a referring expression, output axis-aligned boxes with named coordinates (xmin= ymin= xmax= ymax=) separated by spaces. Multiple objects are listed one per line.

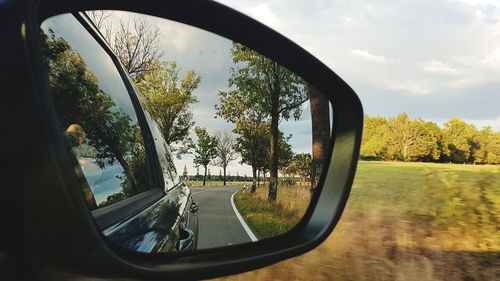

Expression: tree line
xmin=361 ymin=113 xmax=500 ymax=164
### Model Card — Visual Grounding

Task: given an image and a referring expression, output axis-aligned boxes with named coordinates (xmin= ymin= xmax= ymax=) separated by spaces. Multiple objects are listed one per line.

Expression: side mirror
xmin=24 ymin=0 xmax=363 ymax=279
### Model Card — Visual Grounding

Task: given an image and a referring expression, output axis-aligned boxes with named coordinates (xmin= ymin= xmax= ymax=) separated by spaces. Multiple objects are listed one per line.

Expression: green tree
xmin=290 ymin=153 xmax=312 ymax=186
xmin=443 ymin=118 xmax=477 ymax=163
xmin=137 ymin=60 xmax=200 ymax=158
xmin=386 ymin=113 xmax=435 ymax=161
xmin=219 ymin=43 xmax=308 ymax=201
xmin=193 ymin=127 xmax=218 ymax=186
xmin=421 ymin=121 xmax=445 ymax=162
xmin=475 ymin=126 xmax=500 ymax=164
xmin=361 ymin=115 xmax=390 ymax=160
xmin=233 ymin=120 xmax=270 ymax=192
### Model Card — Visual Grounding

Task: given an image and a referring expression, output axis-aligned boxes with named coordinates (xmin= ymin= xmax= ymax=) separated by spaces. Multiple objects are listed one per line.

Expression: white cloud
xmin=421 ymin=60 xmax=462 ymax=75
xmin=465 ymin=116 xmax=500 ymax=130
xmin=350 ymin=49 xmax=387 ymax=63
xmin=218 ymin=1 xmax=500 ymax=126
xmin=390 ymin=82 xmax=430 ymax=95
xmin=246 ymin=3 xmax=284 ymax=29
xmin=481 ymin=46 xmax=500 ymax=65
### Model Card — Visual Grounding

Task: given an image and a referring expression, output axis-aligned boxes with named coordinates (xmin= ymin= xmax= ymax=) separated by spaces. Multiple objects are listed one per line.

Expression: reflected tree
xmin=218 ymin=43 xmax=308 ymax=201
xmin=41 ymin=29 xmax=145 ymax=196
xmin=214 ymin=131 xmax=238 ymax=186
xmin=193 ymin=127 xmax=217 ymax=186
xmin=137 ymin=60 xmax=200 ymax=158
xmin=308 ymin=84 xmax=330 ymax=191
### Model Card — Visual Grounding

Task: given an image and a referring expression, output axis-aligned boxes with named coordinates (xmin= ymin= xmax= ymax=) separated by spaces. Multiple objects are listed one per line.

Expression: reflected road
xmin=191 ymin=186 xmax=254 ymax=250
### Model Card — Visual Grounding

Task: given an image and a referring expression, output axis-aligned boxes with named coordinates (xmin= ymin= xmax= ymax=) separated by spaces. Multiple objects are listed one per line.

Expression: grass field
xmin=224 ymin=161 xmax=500 ymax=281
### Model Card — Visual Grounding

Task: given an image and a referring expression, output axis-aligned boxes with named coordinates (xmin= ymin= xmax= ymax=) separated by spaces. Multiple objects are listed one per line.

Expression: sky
xmin=105 ymin=11 xmax=317 ymax=176
xmin=217 ymin=0 xmax=500 ymax=128
xmin=105 ymin=0 xmax=500 ymax=176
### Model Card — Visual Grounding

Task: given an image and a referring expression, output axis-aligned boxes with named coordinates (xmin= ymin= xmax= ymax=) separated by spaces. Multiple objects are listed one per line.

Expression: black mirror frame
xmin=20 ymin=0 xmax=363 ymax=279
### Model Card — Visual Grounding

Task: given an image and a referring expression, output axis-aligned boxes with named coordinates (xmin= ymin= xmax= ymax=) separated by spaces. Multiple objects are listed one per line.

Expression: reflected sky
xmin=102 ymin=11 xmax=318 ymax=176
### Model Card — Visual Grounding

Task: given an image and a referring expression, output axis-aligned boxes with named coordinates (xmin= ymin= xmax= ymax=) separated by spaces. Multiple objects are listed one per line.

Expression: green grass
xmin=349 ymin=161 xmax=500 ymax=211
xmin=234 ymin=161 xmax=500 ymax=241
xmin=235 ymin=185 xmax=310 ymax=239
xmin=221 ymin=161 xmax=500 ymax=281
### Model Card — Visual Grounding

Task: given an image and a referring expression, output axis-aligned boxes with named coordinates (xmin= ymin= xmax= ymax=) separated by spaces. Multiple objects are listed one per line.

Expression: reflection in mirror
xmin=41 ymin=10 xmax=333 ymax=253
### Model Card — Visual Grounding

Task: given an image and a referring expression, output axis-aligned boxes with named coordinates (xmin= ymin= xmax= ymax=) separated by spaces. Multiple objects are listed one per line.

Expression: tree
xmin=220 ymin=43 xmax=308 ymax=201
xmin=361 ymin=115 xmax=390 ymax=160
xmin=308 ymin=84 xmax=330 ymax=191
xmin=214 ymin=131 xmax=238 ymax=185
xmin=386 ymin=113 xmax=435 ymax=161
xmin=443 ymin=118 xmax=477 ymax=163
xmin=232 ymin=120 xmax=270 ymax=192
xmin=290 ymin=153 xmax=312 ymax=186
xmin=137 ymin=60 xmax=200 ymax=157
xmin=87 ymin=10 xmax=112 ymax=30
xmin=474 ymin=126 xmax=500 ymax=164
xmin=88 ymin=12 xmax=163 ymax=82
xmin=193 ymin=127 xmax=218 ymax=186
xmin=182 ymin=164 xmax=188 ymax=180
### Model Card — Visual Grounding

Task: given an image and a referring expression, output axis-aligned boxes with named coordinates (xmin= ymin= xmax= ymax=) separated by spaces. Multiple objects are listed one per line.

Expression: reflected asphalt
xmin=191 ymin=186 xmax=252 ymax=250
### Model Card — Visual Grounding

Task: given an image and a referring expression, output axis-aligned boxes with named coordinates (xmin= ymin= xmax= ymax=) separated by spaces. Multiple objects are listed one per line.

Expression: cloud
xmin=465 ymin=116 xmax=500 ymax=130
xmin=455 ymin=0 xmax=500 ymax=24
xmin=350 ymin=49 xmax=387 ymax=63
xmin=246 ymin=3 xmax=285 ymax=29
xmin=390 ymin=82 xmax=430 ymax=95
xmin=421 ymin=60 xmax=462 ymax=75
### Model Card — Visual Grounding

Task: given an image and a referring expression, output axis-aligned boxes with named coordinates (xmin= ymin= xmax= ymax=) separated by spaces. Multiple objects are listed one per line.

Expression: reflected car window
xmin=41 ymin=14 xmax=154 ymax=209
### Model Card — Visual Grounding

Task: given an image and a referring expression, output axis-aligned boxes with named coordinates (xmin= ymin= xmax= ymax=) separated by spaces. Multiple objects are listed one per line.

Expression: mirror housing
xmin=21 ymin=0 xmax=363 ymax=279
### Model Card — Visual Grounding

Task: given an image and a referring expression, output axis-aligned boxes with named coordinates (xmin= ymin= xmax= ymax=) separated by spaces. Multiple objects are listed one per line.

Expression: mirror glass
xmin=40 ymin=11 xmax=333 ymax=253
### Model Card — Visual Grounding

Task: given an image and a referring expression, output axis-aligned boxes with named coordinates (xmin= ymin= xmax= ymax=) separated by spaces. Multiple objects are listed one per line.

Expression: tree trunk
xmin=251 ymin=165 xmax=257 ymax=192
xmin=268 ymin=88 xmax=279 ymax=202
xmin=223 ymin=166 xmax=227 ymax=186
xmin=257 ymin=169 xmax=261 ymax=188
xmin=309 ymin=84 xmax=330 ymax=192
xmin=203 ymin=165 xmax=207 ymax=186
xmin=116 ymin=153 xmax=137 ymax=194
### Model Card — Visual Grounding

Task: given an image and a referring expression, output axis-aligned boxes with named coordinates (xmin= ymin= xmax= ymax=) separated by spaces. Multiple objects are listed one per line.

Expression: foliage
xmin=289 ymin=153 xmax=312 ymax=184
xmin=193 ymin=127 xmax=218 ymax=185
xmin=422 ymin=169 xmax=500 ymax=250
xmin=386 ymin=113 xmax=436 ymax=161
xmin=137 ymin=60 xmax=200 ymax=157
xmin=214 ymin=131 xmax=238 ymax=185
xmin=217 ymin=42 xmax=308 ymax=201
xmin=361 ymin=114 xmax=500 ymax=164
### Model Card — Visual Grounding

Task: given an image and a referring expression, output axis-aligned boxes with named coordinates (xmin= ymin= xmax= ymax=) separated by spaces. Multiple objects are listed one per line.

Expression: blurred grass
xmin=217 ymin=161 xmax=500 ymax=281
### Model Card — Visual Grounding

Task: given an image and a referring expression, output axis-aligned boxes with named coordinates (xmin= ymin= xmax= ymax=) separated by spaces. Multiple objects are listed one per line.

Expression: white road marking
xmin=191 ymin=187 xmax=233 ymax=195
xmin=230 ymin=191 xmax=258 ymax=242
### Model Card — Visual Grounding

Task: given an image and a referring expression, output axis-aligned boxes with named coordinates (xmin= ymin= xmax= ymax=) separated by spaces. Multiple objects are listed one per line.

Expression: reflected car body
xmin=104 ymin=183 xmax=197 ymax=253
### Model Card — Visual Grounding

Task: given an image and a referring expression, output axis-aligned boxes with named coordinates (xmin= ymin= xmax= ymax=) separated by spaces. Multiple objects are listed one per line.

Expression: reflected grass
xmin=235 ymin=184 xmax=311 ymax=239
